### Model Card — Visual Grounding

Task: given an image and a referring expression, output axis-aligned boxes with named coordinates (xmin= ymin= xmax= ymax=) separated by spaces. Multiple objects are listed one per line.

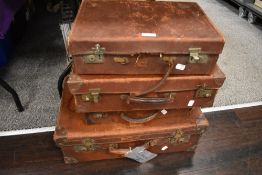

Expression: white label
xmin=125 ymin=146 xmax=157 ymax=163
xmin=188 ymin=100 xmax=195 ymax=107
xmin=175 ymin=64 xmax=186 ymax=70
xmin=141 ymin=33 xmax=157 ymax=37
xmin=161 ymin=109 xmax=168 ymax=115
xmin=161 ymin=146 xmax=168 ymax=151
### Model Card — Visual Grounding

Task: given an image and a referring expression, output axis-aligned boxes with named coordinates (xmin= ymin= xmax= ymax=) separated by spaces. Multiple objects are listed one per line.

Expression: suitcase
xmin=69 ymin=1 xmax=224 ymax=75
xmin=68 ymin=65 xmax=225 ymax=113
xmin=54 ymin=87 xmax=209 ymax=163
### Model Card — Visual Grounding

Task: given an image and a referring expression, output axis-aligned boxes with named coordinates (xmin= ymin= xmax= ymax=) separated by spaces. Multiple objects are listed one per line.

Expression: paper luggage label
xmin=175 ymin=64 xmax=186 ymax=70
xmin=124 ymin=146 xmax=157 ymax=163
xmin=141 ymin=33 xmax=157 ymax=37
xmin=161 ymin=109 xmax=168 ymax=115
xmin=187 ymin=100 xmax=195 ymax=107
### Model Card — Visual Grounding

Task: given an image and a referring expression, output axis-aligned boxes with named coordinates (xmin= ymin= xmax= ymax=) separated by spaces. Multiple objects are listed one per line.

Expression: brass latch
xmin=81 ymin=88 xmax=100 ymax=103
xmin=195 ymin=85 xmax=213 ymax=98
xmin=83 ymin=44 xmax=105 ymax=64
xmin=189 ymin=48 xmax=208 ymax=64
xmin=74 ymin=137 xmax=96 ymax=152
xmin=168 ymin=129 xmax=190 ymax=144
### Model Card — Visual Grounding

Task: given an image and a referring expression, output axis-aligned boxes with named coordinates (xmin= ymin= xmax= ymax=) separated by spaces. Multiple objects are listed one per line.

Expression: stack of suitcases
xmin=54 ymin=0 xmax=226 ymax=164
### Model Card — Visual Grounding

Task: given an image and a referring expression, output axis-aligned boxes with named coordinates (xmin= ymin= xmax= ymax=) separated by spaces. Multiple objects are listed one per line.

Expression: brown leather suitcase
xmin=54 ymin=87 xmax=209 ymax=163
xmin=68 ymin=65 xmax=225 ymax=113
xmin=69 ymin=1 xmax=224 ymax=75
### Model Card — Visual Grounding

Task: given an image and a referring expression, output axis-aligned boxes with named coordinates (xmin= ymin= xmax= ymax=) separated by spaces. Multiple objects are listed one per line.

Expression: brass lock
xmin=83 ymin=44 xmax=105 ymax=64
xmin=195 ymin=85 xmax=213 ymax=98
xmin=189 ymin=48 xmax=208 ymax=64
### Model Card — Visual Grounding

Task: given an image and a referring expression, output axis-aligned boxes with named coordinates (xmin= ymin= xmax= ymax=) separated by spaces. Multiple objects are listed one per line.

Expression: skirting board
xmin=0 ymin=101 xmax=261 ymax=137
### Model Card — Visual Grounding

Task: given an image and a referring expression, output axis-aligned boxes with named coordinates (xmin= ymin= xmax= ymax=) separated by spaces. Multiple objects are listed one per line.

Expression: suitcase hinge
xmin=189 ymin=48 xmax=208 ymax=64
xmin=113 ymin=57 xmax=129 ymax=64
xmin=168 ymin=129 xmax=191 ymax=145
xmin=81 ymin=88 xmax=100 ymax=103
xmin=64 ymin=156 xmax=79 ymax=164
xmin=195 ymin=85 xmax=213 ymax=98
xmin=83 ymin=44 xmax=105 ymax=64
xmin=109 ymin=143 xmax=119 ymax=150
xmin=186 ymin=145 xmax=197 ymax=152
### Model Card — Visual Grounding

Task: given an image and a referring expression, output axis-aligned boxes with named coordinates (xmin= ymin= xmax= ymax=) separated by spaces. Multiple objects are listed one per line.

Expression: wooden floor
xmin=0 ymin=106 xmax=261 ymax=175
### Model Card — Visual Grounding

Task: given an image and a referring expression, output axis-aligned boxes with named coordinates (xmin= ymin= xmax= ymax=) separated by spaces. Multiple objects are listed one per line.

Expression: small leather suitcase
xmin=68 ymin=65 xmax=225 ymax=113
xmin=69 ymin=1 xmax=224 ymax=75
xmin=54 ymin=87 xmax=209 ymax=163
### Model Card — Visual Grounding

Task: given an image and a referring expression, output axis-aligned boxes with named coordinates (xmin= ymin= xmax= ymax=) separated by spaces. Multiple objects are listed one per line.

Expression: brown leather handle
xmin=109 ymin=148 xmax=129 ymax=155
xmin=127 ymin=93 xmax=175 ymax=104
xmin=134 ymin=58 xmax=175 ymax=97
xmin=109 ymin=139 xmax=160 ymax=156
xmin=120 ymin=111 xmax=159 ymax=124
xmin=122 ymin=59 xmax=175 ymax=105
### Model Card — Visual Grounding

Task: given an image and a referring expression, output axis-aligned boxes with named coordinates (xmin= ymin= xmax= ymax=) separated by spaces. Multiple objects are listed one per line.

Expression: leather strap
xmin=120 ymin=111 xmax=159 ymax=124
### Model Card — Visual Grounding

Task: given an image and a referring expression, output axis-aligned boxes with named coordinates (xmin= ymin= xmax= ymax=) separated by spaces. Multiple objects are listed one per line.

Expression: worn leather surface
xmin=68 ymin=1 xmax=224 ymax=55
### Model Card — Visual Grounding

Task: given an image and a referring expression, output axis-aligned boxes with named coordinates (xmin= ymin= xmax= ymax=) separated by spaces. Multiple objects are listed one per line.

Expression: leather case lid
xmin=67 ymin=65 xmax=226 ymax=95
xmin=68 ymin=1 xmax=224 ymax=55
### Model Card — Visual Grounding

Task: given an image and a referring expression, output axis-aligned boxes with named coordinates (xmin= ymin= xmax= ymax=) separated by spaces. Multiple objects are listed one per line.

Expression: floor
xmin=0 ymin=105 xmax=261 ymax=175
xmin=0 ymin=0 xmax=262 ymax=131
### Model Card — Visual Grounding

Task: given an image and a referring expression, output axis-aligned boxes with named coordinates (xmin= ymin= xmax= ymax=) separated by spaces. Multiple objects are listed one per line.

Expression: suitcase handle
xmin=109 ymin=148 xmax=129 ymax=155
xmin=109 ymin=139 xmax=160 ymax=155
xmin=133 ymin=57 xmax=175 ymax=97
xmin=120 ymin=111 xmax=159 ymax=124
xmin=127 ymin=93 xmax=175 ymax=104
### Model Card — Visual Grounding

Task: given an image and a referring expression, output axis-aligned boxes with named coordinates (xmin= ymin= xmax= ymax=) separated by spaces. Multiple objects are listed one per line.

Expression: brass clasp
xmin=83 ymin=44 xmax=105 ymax=64
xmin=189 ymin=48 xmax=208 ymax=64
xmin=81 ymin=88 xmax=100 ymax=103
xmin=195 ymin=85 xmax=213 ymax=98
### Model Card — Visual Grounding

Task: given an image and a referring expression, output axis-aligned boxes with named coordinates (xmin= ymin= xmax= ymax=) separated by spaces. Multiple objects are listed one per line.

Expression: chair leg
xmin=0 ymin=78 xmax=24 ymax=112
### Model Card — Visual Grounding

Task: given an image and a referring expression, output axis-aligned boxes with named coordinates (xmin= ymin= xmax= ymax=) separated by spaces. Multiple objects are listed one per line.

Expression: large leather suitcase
xmin=54 ymin=87 xmax=209 ymax=163
xmin=69 ymin=1 xmax=224 ymax=75
xmin=68 ymin=65 xmax=225 ymax=113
